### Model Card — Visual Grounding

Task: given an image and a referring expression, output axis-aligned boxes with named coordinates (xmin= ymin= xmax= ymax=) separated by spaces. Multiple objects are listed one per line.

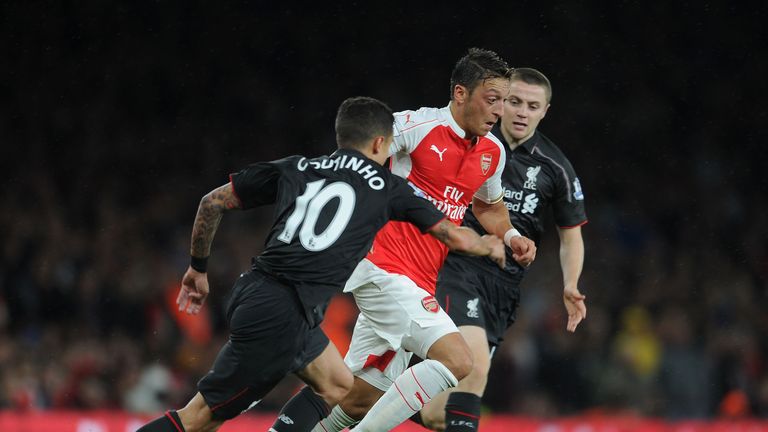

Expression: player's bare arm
xmin=558 ymin=226 xmax=586 ymax=332
xmin=178 ymin=183 xmax=243 ymax=315
xmin=427 ymin=219 xmax=506 ymax=268
xmin=472 ymin=197 xmax=537 ymax=265
xmin=190 ymin=183 xmax=243 ymax=258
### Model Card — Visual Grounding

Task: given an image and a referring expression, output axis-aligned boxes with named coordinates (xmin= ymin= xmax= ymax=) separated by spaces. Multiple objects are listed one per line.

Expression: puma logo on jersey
xmin=430 ymin=145 xmax=447 ymax=161
xmin=415 ymin=391 xmax=426 ymax=407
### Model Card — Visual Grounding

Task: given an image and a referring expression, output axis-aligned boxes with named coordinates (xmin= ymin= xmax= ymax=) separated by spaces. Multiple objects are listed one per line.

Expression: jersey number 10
xmin=277 ymin=179 xmax=356 ymax=251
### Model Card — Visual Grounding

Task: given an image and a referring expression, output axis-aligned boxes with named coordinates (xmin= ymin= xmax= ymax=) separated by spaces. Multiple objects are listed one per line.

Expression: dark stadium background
xmin=2 ymin=0 xmax=767 ymax=424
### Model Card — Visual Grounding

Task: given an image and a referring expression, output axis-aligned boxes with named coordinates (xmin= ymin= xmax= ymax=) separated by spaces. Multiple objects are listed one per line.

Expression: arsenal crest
xmin=480 ymin=153 xmax=492 ymax=175
xmin=421 ymin=296 xmax=440 ymax=313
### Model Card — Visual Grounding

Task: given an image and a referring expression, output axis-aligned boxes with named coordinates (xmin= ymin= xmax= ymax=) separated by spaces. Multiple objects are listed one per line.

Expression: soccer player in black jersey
xmin=137 ymin=96 xmax=507 ymax=432
xmin=418 ymin=69 xmax=589 ymax=431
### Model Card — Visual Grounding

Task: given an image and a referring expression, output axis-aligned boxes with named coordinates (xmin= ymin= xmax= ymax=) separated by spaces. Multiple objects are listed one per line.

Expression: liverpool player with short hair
xmin=279 ymin=48 xmax=537 ymax=432
xmin=417 ymin=68 xmax=588 ymax=432
xmin=136 ymin=96 xmax=506 ymax=432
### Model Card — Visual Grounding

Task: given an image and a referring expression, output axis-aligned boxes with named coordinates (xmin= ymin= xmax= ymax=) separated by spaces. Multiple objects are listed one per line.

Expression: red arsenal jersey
xmin=366 ymin=105 xmax=506 ymax=294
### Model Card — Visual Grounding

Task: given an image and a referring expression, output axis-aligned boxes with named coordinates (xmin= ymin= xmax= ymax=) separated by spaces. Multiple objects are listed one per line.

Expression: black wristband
xmin=190 ymin=255 xmax=209 ymax=273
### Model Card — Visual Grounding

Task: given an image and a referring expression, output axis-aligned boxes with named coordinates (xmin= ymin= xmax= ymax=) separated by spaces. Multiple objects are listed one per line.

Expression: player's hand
xmin=563 ymin=285 xmax=586 ymax=332
xmin=482 ymin=234 xmax=506 ymax=269
xmin=508 ymin=236 xmax=536 ymax=267
xmin=177 ymin=267 xmax=210 ymax=315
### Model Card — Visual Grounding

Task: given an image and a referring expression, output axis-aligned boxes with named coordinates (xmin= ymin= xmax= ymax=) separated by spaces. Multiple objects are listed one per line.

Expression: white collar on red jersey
xmin=441 ymin=103 xmax=469 ymax=140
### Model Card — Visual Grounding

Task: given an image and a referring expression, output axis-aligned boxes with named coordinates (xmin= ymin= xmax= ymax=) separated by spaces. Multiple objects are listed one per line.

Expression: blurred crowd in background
xmin=1 ymin=1 xmax=767 ymax=421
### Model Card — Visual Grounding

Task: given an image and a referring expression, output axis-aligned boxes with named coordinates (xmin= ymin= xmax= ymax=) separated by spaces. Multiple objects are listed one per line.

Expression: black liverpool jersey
xmin=463 ymin=128 xmax=588 ymax=271
xmin=229 ymin=148 xmax=444 ymax=321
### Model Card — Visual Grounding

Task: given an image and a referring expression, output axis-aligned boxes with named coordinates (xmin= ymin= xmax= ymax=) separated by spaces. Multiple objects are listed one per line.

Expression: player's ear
xmin=453 ymin=84 xmax=468 ymax=104
xmin=541 ymin=103 xmax=551 ymax=119
xmin=371 ymin=136 xmax=386 ymax=155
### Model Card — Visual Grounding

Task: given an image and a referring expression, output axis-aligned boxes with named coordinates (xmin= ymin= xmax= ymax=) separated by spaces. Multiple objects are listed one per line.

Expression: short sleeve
xmin=552 ymin=162 xmax=588 ymax=228
xmin=229 ymin=162 xmax=280 ymax=209
xmin=473 ymin=144 xmax=506 ymax=204
xmin=387 ymin=176 xmax=445 ymax=232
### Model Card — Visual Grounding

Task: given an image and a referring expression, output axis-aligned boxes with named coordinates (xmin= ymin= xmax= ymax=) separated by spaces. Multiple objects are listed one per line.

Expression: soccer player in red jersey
xmin=270 ymin=49 xmax=537 ymax=432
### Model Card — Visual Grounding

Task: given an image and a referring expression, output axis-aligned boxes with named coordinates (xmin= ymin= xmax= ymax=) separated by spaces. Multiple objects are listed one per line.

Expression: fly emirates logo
xmin=409 ymin=183 xmax=467 ymax=221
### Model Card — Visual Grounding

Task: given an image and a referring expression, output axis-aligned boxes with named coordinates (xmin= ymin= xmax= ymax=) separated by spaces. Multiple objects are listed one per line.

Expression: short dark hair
xmin=449 ymin=48 xmax=512 ymax=99
xmin=335 ymin=96 xmax=394 ymax=150
xmin=510 ymin=68 xmax=553 ymax=102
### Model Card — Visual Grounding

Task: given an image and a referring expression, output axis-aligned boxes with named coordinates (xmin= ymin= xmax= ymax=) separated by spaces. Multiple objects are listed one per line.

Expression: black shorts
xmin=435 ymin=253 xmax=525 ymax=347
xmin=197 ymin=270 xmax=329 ymax=420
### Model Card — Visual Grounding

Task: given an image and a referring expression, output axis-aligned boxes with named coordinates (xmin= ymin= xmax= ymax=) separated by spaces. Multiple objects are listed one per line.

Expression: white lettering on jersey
xmin=409 ymin=183 xmax=467 ymax=220
xmin=503 ymin=187 xmax=539 ymax=214
xmin=443 ymin=185 xmax=464 ymax=202
xmin=296 ymin=156 xmax=385 ymax=190
xmin=430 ymin=144 xmax=447 ymax=161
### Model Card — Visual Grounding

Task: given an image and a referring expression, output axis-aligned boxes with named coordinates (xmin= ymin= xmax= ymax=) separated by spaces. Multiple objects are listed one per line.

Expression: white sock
xmin=312 ymin=405 xmax=357 ymax=432
xmin=354 ymin=359 xmax=458 ymax=432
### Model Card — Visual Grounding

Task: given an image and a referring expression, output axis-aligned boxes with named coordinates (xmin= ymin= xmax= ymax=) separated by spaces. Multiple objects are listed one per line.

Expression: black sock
xmin=270 ymin=386 xmax=331 ymax=431
xmin=137 ymin=410 xmax=186 ymax=432
xmin=445 ymin=392 xmax=481 ymax=432
xmin=408 ymin=411 xmax=426 ymax=426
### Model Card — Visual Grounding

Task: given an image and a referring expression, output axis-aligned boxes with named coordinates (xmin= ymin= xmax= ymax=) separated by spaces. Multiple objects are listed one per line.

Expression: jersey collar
xmin=493 ymin=125 xmax=540 ymax=154
xmin=442 ymin=103 xmax=472 ymax=142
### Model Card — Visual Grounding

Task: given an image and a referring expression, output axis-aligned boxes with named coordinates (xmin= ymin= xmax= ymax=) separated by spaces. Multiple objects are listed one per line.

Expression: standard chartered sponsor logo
xmin=522 ymin=193 xmax=539 ymax=214
xmin=503 ymin=187 xmax=539 ymax=214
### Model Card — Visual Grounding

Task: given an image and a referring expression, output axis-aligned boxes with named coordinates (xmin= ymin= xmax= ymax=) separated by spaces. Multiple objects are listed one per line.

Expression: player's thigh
xmin=345 ymin=313 xmax=413 ymax=392
xmin=199 ymin=272 xmax=308 ymax=420
xmin=436 ymin=255 xmax=487 ymax=330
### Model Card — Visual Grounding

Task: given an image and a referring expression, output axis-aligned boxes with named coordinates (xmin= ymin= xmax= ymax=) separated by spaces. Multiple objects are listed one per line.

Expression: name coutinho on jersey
xmin=297 ymin=155 xmax=385 ymax=190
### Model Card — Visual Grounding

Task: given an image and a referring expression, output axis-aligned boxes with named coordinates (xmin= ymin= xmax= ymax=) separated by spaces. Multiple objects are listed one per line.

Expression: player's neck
xmin=448 ymin=102 xmax=478 ymax=144
xmin=501 ymin=127 xmax=534 ymax=151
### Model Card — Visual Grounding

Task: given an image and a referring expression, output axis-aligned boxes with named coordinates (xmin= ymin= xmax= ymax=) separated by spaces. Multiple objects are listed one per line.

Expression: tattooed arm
xmin=190 ymin=183 xmax=243 ymax=258
xmin=426 ymin=219 xmax=506 ymax=268
xmin=178 ymin=183 xmax=242 ymax=315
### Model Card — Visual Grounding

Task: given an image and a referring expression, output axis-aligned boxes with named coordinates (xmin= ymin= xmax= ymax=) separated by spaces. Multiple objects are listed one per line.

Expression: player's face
xmin=501 ymin=80 xmax=550 ymax=143
xmin=460 ymin=77 xmax=510 ymax=138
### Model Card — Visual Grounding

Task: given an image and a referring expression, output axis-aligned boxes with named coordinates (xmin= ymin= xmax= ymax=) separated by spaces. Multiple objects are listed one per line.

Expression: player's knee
xmin=339 ymin=397 xmax=370 ymax=421
xmin=420 ymin=409 xmax=446 ymax=431
xmin=442 ymin=349 xmax=474 ymax=381
xmin=177 ymin=406 xmax=213 ymax=432
xmin=318 ymin=370 xmax=354 ymax=406
xmin=466 ymin=355 xmax=490 ymax=384
xmin=338 ymin=387 xmax=379 ymax=421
